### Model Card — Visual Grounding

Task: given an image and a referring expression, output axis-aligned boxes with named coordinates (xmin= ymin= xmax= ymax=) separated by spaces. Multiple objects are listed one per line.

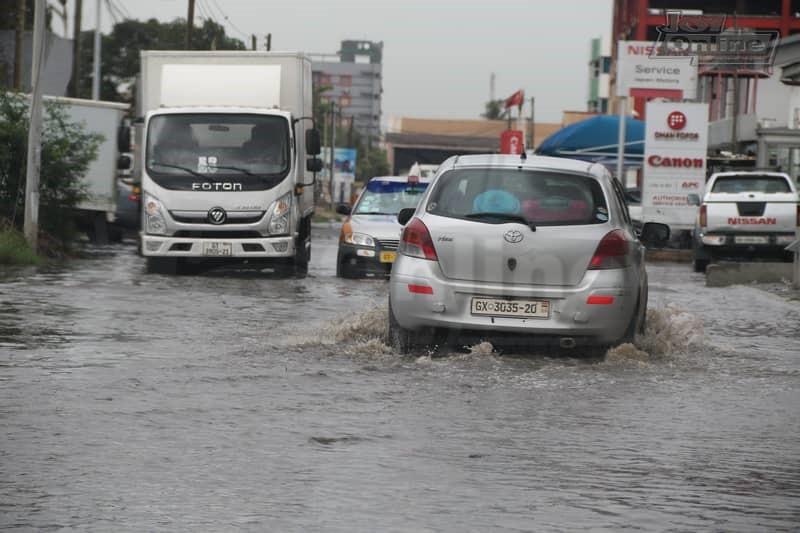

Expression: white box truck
xmin=45 ymin=96 xmax=130 ymax=242
xmin=137 ymin=51 xmax=322 ymax=275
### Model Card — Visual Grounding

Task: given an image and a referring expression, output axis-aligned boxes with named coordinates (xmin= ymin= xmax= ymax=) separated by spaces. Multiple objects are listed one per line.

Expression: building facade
xmin=311 ymin=40 xmax=383 ymax=146
xmin=588 ymin=36 xmax=611 ymax=113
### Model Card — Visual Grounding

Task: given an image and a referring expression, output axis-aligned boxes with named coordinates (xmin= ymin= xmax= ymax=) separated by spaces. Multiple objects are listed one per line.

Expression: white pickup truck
xmin=690 ymin=171 xmax=799 ymax=272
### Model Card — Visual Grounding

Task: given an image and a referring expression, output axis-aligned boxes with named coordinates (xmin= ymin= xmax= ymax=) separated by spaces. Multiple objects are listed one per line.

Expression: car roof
xmin=710 ymin=171 xmax=790 ymax=178
xmin=367 ymin=175 xmax=431 ymax=184
xmin=438 ymin=154 xmax=606 ymax=177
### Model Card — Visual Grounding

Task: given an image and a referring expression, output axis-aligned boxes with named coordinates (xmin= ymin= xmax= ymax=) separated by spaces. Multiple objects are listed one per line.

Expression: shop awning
xmin=535 ymin=115 xmax=646 ymax=167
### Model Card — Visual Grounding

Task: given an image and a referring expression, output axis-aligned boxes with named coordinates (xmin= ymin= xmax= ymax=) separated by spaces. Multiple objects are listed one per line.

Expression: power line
xmin=110 ymin=0 xmax=131 ymax=19
xmin=206 ymin=0 xmax=249 ymax=38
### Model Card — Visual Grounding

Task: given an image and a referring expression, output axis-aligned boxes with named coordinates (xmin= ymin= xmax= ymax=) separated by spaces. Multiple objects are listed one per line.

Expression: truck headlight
xmin=267 ymin=192 xmax=292 ymax=235
xmin=344 ymin=232 xmax=375 ymax=247
xmin=144 ymin=193 xmax=167 ymax=235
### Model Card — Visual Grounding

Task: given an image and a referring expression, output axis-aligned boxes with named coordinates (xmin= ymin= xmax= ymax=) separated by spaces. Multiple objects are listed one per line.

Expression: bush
xmin=0 ymin=228 xmax=41 ymax=265
xmin=0 ymin=91 xmax=102 ymax=252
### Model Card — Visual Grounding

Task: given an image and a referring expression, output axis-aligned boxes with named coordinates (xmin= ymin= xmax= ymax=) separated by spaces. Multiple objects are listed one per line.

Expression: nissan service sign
xmin=616 ymin=41 xmax=697 ymax=99
xmin=642 ymin=102 xmax=709 ymax=229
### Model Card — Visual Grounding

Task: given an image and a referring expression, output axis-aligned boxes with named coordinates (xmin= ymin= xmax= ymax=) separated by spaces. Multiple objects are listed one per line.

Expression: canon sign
xmin=647 ymin=155 xmax=704 ymax=168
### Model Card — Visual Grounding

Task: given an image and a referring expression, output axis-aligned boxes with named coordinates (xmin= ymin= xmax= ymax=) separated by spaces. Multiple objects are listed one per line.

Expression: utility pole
xmin=529 ymin=96 xmax=535 ymax=150
xmin=185 ymin=0 xmax=195 ymax=50
xmin=92 ymin=0 xmax=101 ymax=99
xmin=69 ymin=0 xmax=83 ymax=97
xmin=24 ymin=0 xmax=47 ymax=252
xmin=14 ymin=0 xmax=25 ymax=89
xmin=251 ymin=35 xmax=256 ymax=51
xmin=329 ymin=101 xmax=337 ymax=207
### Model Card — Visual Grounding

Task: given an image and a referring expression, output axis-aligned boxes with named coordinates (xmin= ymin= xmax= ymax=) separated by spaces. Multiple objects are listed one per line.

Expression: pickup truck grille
xmin=737 ymin=202 xmax=766 ymax=217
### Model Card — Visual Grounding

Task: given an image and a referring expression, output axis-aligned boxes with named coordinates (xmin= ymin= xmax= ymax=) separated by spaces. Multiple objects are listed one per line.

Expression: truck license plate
xmin=202 ymin=242 xmax=233 ymax=256
xmin=734 ymin=235 xmax=769 ymax=244
xmin=471 ymin=297 xmax=550 ymax=319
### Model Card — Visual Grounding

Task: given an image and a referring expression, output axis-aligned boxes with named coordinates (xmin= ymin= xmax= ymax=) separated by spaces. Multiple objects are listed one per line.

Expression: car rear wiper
xmin=149 ymin=161 xmax=206 ymax=178
xmin=465 ymin=212 xmax=536 ymax=231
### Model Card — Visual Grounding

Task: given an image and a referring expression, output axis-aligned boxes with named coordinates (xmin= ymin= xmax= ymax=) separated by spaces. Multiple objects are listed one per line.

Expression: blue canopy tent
xmin=535 ymin=115 xmax=645 ymax=167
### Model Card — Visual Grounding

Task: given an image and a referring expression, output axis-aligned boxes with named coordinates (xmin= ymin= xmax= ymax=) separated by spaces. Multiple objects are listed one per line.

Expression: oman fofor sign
xmin=642 ymin=102 xmax=709 ymax=229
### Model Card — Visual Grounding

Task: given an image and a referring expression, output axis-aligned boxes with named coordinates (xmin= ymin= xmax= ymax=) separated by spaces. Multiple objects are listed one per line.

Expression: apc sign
xmin=616 ymin=41 xmax=697 ymax=99
xmin=642 ymin=102 xmax=708 ymax=229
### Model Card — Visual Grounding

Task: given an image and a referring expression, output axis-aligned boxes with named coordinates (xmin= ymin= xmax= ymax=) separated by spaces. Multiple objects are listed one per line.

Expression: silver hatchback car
xmin=388 ymin=154 xmax=669 ymax=353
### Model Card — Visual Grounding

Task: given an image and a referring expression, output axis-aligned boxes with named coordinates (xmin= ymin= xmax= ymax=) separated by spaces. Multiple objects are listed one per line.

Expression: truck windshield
xmin=145 ymin=113 xmax=290 ymax=189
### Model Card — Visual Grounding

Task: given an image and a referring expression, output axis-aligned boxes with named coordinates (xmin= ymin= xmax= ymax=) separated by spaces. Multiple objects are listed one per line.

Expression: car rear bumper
xmin=389 ymin=255 xmax=640 ymax=343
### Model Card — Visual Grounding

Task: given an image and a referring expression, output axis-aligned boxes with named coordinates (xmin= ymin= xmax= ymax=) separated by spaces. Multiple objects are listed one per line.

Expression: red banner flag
xmin=504 ymin=89 xmax=524 ymax=109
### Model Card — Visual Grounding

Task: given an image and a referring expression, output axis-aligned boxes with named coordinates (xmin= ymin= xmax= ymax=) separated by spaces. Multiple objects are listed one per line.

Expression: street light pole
xmin=91 ymin=0 xmax=101 ymax=99
xmin=24 ymin=0 xmax=47 ymax=252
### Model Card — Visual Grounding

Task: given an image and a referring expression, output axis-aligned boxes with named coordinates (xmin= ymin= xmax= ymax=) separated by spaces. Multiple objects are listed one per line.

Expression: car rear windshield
xmin=711 ymin=175 xmax=791 ymax=193
xmin=425 ymin=168 xmax=609 ymax=226
xmin=353 ymin=180 xmax=429 ymax=215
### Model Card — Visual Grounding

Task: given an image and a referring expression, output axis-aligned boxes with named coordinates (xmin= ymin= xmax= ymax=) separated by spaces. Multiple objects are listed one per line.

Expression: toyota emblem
xmin=503 ymin=229 xmax=524 ymax=243
xmin=208 ymin=207 xmax=227 ymax=225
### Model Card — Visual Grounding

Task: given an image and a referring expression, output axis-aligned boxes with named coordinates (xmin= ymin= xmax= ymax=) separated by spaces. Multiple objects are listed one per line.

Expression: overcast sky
xmin=50 ymin=0 xmax=613 ymax=125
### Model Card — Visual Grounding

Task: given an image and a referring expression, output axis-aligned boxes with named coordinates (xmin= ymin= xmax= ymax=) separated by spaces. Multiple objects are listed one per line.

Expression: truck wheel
xmin=146 ymin=257 xmax=179 ymax=274
xmin=292 ymin=217 xmax=311 ymax=278
xmin=693 ymin=258 xmax=709 ymax=273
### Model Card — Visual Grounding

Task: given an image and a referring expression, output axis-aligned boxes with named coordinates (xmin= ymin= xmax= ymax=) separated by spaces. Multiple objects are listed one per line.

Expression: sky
xmin=49 ymin=0 xmax=613 ymax=125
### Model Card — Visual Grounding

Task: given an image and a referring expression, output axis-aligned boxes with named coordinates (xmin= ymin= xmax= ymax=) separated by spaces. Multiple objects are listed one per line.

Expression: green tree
xmin=74 ymin=18 xmax=246 ymax=102
xmin=0 ymin=91 xmax=102 ymax=252
xmin=0 ymin=0 xmax=53 ymax=31
xmin=482 ymin=99 xmax=507 ymax=120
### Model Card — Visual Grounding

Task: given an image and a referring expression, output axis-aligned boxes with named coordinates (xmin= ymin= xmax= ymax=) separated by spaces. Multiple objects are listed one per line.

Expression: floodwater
xmin=1 ymin=225 xmax=798 ymax=532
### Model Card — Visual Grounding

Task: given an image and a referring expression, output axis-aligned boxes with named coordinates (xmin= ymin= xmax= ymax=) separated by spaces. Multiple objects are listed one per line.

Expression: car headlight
xmin=344 ymin=232 xmax=375 ymax=247
xmin=267 ymin=192 xmax=292 ymax=235
xmin=144 ymin=193 xmax=167 ymax=235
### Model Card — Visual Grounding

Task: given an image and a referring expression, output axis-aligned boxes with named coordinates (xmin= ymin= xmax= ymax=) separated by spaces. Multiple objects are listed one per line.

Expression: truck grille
xmin=173 ymin=230 xmax=262 ymax=239
xmin=737 ymin=202 xmax=766 ymax=217
xmin=170 ymin=211 xmax=265 ymax=224
xmin=377 ymin=239 xmax=400 ymax=251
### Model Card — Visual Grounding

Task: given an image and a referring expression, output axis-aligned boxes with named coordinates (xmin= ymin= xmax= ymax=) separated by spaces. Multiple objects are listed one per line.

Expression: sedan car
xmin=336 ymin=175 xmax=430 ymax=278
xmin=387 ymin=154 xmax=669 ymax=353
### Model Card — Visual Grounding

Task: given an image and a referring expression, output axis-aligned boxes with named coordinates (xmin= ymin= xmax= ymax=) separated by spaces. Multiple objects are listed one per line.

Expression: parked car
xmin=336 ymin=175 xmax=430 ymax=278
xmin=387 ymin=154 xmax=670 ymax=353
xmin=689 ymin=170 xmax=798 ymax=272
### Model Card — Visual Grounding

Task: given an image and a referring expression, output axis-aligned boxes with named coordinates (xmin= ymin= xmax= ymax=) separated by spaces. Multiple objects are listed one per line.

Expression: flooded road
xmin=1 ymin=224 xmax=799 ymax=532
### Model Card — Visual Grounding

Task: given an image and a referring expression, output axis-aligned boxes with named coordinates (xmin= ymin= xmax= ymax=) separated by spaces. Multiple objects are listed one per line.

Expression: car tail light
xmin=699 ymin=204 xmax=707 ymax=228
xmin=588 ymin=230 xmax=631 ymax=270
xmin=399 ymin=217 xmax=438 ymax=260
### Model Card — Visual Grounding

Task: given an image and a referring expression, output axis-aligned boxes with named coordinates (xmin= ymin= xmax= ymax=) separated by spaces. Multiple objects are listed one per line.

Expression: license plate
xmin=202 ymin=242 xmax=233 ymax=256
xmin=471 ymin=297 xmax=550 ymax=319
xmin=380 ymin=251 xmax=396 ymax=263
xmin=734 ymin=235 xmax=769 ymax=244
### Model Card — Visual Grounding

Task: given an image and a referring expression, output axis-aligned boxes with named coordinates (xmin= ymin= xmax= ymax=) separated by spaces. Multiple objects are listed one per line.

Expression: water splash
xmin=606 ymin=305 xmax=704 ymax=363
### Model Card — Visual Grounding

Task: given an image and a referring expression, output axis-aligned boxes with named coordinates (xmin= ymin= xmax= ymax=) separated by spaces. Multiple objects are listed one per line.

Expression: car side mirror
xmin=306 ymin=157 xmax=323 ymax=173
xmin=397 ymin=207 xmax=416 ymax=226
xmin=687 ymin=193 xmax=701 ymax=206
xmin=335 ymin=203 xmax=351 ymax=215
xmin=305 ymin=129 xmax=321 ymax=155
xmin=117 ymin=124 xmax=130 ymax=153
xmin=639 ymin=222 xmax=670 ymax=248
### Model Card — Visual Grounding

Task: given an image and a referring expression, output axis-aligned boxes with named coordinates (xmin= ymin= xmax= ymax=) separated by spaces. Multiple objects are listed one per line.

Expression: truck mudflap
xmin=140 ymin=234 xmax=296 ymax=258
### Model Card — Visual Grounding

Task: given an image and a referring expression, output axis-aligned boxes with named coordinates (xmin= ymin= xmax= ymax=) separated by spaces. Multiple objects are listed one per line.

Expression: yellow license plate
xmin=380 ymin=251 xmax=396 ymax=263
